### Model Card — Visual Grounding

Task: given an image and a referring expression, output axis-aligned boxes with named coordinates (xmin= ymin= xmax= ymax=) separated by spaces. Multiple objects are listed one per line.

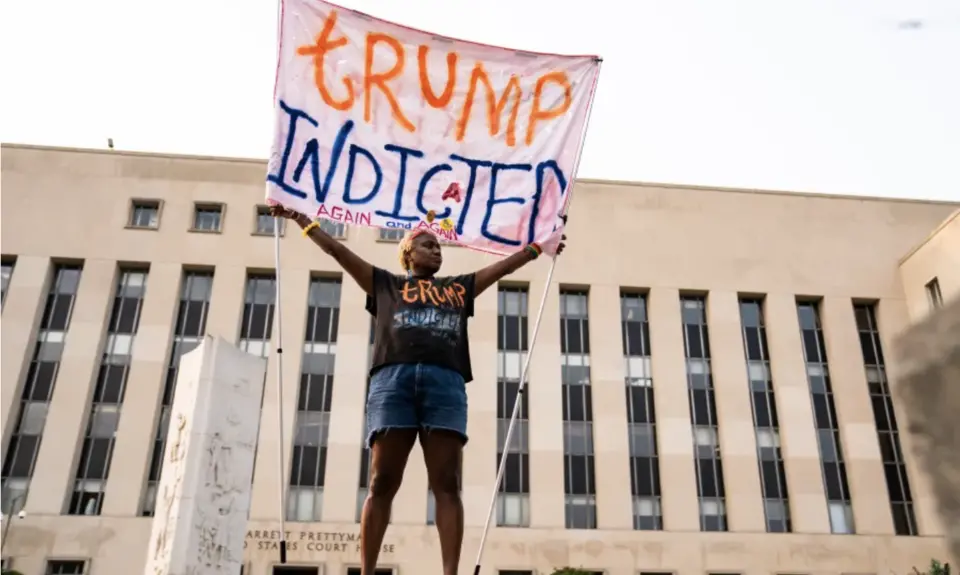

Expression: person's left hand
xmin=540 ymin=215 xmax=568 ymax=256
xmin=556 ymin=238 xmax=566 ymax=255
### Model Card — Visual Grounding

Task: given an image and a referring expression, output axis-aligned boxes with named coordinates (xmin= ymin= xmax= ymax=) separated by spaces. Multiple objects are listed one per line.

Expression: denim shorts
xmin=366 ymin=363 xmax=468 ymax=448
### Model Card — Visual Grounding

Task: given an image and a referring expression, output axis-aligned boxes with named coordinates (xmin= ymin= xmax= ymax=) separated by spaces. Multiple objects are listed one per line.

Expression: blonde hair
xmin=398 ymin=229 xmax=433 ymax=271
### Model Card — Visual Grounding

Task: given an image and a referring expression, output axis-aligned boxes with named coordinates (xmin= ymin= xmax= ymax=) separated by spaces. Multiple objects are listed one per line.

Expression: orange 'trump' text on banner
xmin=265 ymin=0 xmax=601 ymax=255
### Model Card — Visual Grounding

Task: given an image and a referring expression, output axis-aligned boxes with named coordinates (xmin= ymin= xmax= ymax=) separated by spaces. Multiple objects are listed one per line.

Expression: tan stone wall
xmin=2 ymin=144 xmax=957 ymax=575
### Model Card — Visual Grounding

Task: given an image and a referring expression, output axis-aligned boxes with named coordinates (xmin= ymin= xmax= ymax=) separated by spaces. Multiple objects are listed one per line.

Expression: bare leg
xmin=361 ymin=429 xmax=417 ymax=575
xmin=421 ymin=430 xmax=464 ymax=575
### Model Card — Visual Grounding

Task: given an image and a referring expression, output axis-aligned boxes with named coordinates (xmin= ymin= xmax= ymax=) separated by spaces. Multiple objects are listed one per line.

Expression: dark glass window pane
xmin=78 ymin=438 xmax=111 ymax=479
xmin=581 ymin=320 xmax=590 ymax=353
xmin=812 ymin=394 xmax=832 ymax=429
xmin=872 ymin=397 xmax=890 ymax=431
xmin=148 ymin=440 xmax=164 ymax=480
xmin=625 ymin=322 xmax=647 ymax=355
xmin=690 ymin=389 xmax=716 ymax=426
xmin=503 ymin=317 xmax=520 ymax=350
xmin=760 ymin=460 xmax=782 ymax=498
xmin=292 ymin=445 xmax=324 ymax=486
xmin=753 ymin=392 xmax=771 ymax=426
xmin=499 ymin=380 xmax=527 ymax=419
xmin=497 ymin=452 xmax=529 ymax=493
xmin=884 ymin=463 xmax=905 ymax=501
xmin=630 ymin=456 xmax=660 ymax=496
xmin=823 ymin=461 xmax=846 ymax=500
xmin=685 ymin=325 xmax=703 ymax=358
xmin=802 ymin=331 xmax=820 ymax=362
xmin=626 ymin=387 xmax=653 ymax=424
xmin=243 ymin=304 xmax=271 ymax=339
xmin=697 ymin=460 xmax=719 ymax=497
xmin=860 ymin=333 xmax=877 ymax=364
xmin=565 ymin=455 xmax=595 ymax=494
xmin=112 ymin=297 xmax=140 ymax=333
xmin=563 ymin=385 xmax=592 ymax=421
xmin=3 ymin=435 xmax=39 ymax=476
xmin=744 ymin=328 xmax=763 ymax=360
xmin=563 ymin=319 xmax=582 ymax=353
xmin=26 ymin=362 xmax=57 ymax=401
xmin=46 ymin=295 xmax=73 ymax=330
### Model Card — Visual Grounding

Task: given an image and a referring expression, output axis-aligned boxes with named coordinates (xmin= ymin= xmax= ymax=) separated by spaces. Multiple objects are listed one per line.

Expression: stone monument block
xmin=144 ymin=335 xmax=267 ymax=575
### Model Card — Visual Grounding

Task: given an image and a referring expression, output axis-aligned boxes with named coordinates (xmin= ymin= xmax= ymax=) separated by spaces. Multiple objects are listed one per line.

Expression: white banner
xmin=266 ymin=0 xmax=601 ymax=255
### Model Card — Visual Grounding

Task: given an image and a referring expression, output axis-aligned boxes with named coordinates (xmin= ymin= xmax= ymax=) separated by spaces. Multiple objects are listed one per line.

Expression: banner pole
xmin=472 ymin=57 xmax=603 ymax=575
xmin=271 ymin=0 xmax=289 ymax=564
xmin=272 ymin=220 xmax=289 ymax=564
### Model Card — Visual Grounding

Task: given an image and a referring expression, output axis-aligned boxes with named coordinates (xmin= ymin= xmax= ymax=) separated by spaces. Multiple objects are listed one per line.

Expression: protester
xmin=270 ymin=204 xmax=564 ymax=575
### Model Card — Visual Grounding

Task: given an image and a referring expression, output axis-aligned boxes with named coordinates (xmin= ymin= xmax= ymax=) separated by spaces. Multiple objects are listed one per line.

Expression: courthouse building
xmin=0 ymin=143 xmax=958 ymax=575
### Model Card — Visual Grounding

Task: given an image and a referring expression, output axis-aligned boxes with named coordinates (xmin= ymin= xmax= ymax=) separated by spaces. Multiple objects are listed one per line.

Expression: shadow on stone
xmin=894 ymin=296 xmax=960 ymax=564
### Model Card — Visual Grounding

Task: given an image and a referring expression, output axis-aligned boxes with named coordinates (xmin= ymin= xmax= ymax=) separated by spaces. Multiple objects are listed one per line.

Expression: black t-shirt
xmin=366 ymin=267 xmax=476 ymax=382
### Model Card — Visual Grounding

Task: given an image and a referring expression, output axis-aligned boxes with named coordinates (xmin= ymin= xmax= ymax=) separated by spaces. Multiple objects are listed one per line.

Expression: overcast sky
xmin=2 ymin=0 xmax=958 ymax=201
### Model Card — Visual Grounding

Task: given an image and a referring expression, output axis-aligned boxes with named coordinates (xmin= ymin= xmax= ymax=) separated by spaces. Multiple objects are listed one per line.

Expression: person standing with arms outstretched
xmin=269 ymin=204 xmax=564 ymax=575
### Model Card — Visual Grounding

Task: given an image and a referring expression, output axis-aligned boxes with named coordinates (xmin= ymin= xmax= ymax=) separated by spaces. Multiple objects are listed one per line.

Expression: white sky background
xmin=1 ymin=0 xmax=958 ymax=201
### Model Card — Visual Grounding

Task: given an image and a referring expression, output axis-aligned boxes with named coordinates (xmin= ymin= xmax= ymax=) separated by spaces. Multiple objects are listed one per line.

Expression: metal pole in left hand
xmin=472 ymin=56 xmax=604 ymax=575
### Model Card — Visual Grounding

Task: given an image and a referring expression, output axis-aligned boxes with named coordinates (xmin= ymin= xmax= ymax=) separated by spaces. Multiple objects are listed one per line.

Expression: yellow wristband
xmin=302 ymin=221 xmax=320 ymax=237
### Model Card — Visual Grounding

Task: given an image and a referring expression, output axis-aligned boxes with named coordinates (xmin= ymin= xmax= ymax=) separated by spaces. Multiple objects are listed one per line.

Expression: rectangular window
xmin=621 ymin=292 xmax=662 ymax=530
xmin=855 ymin=303 xmax=916 ymax=535
xmin=1 ymin=257 xmax=16 ymax=307
xmin=925 ymin=278 xmax=943 ymax=310
xmin=321 ymin=219 xmax=346 ymax=238
xmin=129 ymin=200 xmax=160 ymax=229
xmin=1 ymin=264 xmax=83 ymax=513
xmin=255 ymin=206 xmax=284 ymax=236
xmin=68 ymin=269 xmax=147 ymax=515
xmin=287 ymin=278 xmax=341 ymax=522
xmin=378 ymin=228 xmax=405 ymax=242
xmin=681 ymin=295 xmax=727 ymax=532
xmin=494 ymin=286 xmax=531 ymax=527
xmin=45 ymin=561 xmax=87 ymax=574
xmin=739 ymin=297 xmax=791 ymax=532
xmin=560 ymin=289 xmax=596 ymax=529
xmin=141 ymin=270 xmax=213 ymax=515
xmin=797 ymin=300 xmax=855 ymax=534
xmin=239 ymin=273 xmax=277 ymax=357
xmin=192 ymin=203 xmax=223 ymax=232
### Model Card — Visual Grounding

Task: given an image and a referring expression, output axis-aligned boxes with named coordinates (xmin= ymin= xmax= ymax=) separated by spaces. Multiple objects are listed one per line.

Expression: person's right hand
xmin=268 ymin=204 xmax=300 ymax=220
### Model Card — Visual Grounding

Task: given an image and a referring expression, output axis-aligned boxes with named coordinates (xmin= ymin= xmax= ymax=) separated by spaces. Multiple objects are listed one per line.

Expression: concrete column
xmin=876 ymin=297 xmax=943 ymax=536
xmin=323 ymin=279 xmax=374 ymax=522
xmin=527 ymin=277 xmax=564 ymax=528
xmin=648 ymin=287 xmax=699 ymax=531
xmin=763 ymin=293 xmax=830 ymax=533
xmin=820 ymin=295 xmax=894 ymax=535
xmin=26 ymin=259 xmax=115 ymax=515
xmin=250 ymin=268 xmax=309 ymax=520
xmin=0 ymin=256 xmax=50 ymax=450
xmin=587 ymin=284 xmax=632 ymax=530
xmin=706 ymin=291 xmax=766 ymax=532
xmin=103 ymin=262 xmax=181 ymax=515
xmin=143 ymin=336 xmax=267 ymax=575
xmin=203 ymin=265 xmax=245 ymax=343
xmin=461 ymin=286 xmax=497 ymax=527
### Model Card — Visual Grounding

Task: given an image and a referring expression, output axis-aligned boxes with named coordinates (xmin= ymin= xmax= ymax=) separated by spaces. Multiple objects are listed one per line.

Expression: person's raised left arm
xmin=474 ymin=239 xmax=565 ymax=296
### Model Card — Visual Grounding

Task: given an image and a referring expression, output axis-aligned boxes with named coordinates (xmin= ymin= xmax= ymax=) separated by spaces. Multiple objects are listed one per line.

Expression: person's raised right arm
xmin=276 ymin=207 xmax=374 ymax=295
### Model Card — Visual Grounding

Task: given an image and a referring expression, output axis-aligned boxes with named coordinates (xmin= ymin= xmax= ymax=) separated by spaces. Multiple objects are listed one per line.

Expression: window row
xmin=0 ymin=266 xmax=918 ymax=538
xmin=124 ymin=199 xmax=418 ymax=242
